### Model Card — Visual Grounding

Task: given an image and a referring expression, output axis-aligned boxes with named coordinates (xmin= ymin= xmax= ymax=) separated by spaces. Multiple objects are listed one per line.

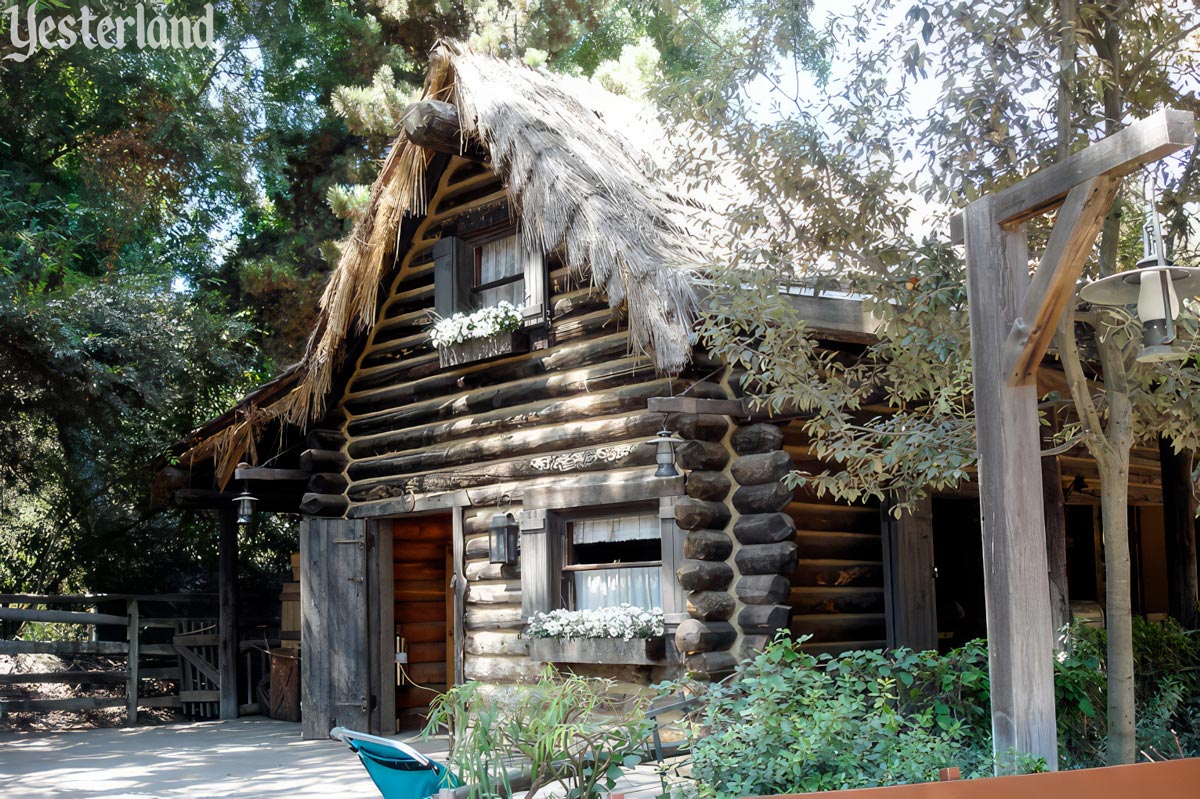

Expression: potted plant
xmin=524 ymin=604 xmax=667 ymax=665
xmin=430 ymin=301 xmax=526 ymax=367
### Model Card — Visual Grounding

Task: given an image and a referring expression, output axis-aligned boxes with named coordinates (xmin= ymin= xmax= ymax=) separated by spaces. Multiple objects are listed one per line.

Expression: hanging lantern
xmin=234 ymin=486 xmax=257 ymax=525
xmin=648 ymin=427 xmax=685 ymax=477
xmin=488 ymin=512 xmax=519 ymax=565
xmin=1079 ymin=183 xmax=1200 ymax=363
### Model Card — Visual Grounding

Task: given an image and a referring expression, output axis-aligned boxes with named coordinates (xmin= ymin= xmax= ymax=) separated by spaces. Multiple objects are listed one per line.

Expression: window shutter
xmin=519 ymin=509 xmax=559 ymax=619
xmin=520 ymin=237 xmax=548 ymax=327
xmin=432 ymin=235 xmax=472 ymax=317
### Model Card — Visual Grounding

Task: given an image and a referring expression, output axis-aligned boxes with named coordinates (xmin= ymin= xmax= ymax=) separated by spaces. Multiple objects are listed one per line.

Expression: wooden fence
xmin=0 ymin=593 xmax=219 ymax=723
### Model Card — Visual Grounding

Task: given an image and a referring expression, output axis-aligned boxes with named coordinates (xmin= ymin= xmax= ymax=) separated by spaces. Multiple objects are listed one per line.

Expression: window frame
xmin=518 ymin=476 xmax=687 ymax=631
xmin=432 ymin=222 xmax=548 ymax=328
xmin=560 ymin=507 xmax=665 ymax=612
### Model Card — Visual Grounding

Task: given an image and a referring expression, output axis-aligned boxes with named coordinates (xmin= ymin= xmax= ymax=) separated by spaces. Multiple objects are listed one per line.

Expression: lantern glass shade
xmin=489 ymin=512 xmax=519 ymax=565
xmin=648 ymin=428 xmax=685 ymax=477
xmin=235 ymin=488 xmax=257 ymax=525
xmin=1079 ymin=265 xmax=1200 ymax=363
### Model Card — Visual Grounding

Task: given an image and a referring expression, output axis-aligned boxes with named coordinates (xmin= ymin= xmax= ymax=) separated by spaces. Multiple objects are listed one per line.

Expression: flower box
xmin=437 ymin=332 xmax=528 ymax=368
xmin=527 ymin=636 xmax=667 ymax=666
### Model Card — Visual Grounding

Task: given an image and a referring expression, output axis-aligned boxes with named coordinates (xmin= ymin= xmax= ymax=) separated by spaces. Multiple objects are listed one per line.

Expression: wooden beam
xmin=882 ymin=498 xmax=937 ymax=652
xmin=217 ymin=505 xmax=239 ymax=720
xmin=400 ymin=100 xmax=486 ymax=159
xmin=0 ymin=607 xmax=128 ymax=626
xmin=963 ymin=196 xmax=1059 ymax=770
xmin=951 ymin=108 xmax=1195 ymax=241
xmin=233 ymin=466 xmax=310 ymax=482
xmin=647 ymin=396 xmax=747 ymax=416
xmin=1000 ymin=175 xmax=1122 ymax=386
xmin=126 ymin=599 xmax=139 ymax=724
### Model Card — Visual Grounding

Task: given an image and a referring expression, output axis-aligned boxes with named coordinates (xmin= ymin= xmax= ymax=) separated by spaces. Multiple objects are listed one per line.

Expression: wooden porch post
xmin=957 ymin=109 xmax=1194 ymax=772
xmin=1159 ymin=438 xmax=1199 ymax=629
xmin=218 ymin=504 xmax=239 ymax=720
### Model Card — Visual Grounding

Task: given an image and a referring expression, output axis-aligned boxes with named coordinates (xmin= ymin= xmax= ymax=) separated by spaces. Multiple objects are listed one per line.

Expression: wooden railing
xmin=0 ymin=593 xmax=217 ymax=723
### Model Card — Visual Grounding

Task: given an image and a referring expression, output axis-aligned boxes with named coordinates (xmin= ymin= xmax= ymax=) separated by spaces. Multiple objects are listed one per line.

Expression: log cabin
xmin=155 ymin=40 xmax=1199 ymax=737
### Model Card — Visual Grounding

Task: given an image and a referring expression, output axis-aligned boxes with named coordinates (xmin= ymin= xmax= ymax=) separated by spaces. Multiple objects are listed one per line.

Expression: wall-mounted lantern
xmin=488 ymin=512 xmax=519 ymax=565
xmin=649 ymin=427 xmax=685 ymax=477
xmin=1080 ymin=183 xmax=1200 ymax=363
xmin=234 ymin=486 xmax=257 ymax=525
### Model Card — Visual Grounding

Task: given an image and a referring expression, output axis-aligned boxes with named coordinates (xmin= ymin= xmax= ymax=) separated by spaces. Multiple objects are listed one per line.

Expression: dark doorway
xmin=931 ymin=498 xmax=988 ymax=652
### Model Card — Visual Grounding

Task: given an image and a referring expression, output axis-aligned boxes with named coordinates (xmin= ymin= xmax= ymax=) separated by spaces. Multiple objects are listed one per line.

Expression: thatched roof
xmin=177 ymin=39 xmax=708 ymax=485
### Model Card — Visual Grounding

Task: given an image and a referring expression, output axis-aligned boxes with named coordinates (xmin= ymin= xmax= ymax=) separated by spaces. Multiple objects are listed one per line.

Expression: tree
xmin=654 ymin=0 xmax=1200 ymax=769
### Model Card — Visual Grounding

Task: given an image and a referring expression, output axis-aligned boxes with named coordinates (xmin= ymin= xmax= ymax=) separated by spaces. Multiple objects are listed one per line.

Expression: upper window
xmin=474 ymin=233 xmax=524 ymax=309
xmin=432 ymin=225 xmax=547 ymax=327
xmin=563 ymin=512 xmax=662 ymax=612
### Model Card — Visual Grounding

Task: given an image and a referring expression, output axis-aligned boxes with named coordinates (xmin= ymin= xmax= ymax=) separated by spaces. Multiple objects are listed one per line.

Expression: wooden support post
xmin=1042 ymin=453 xmax=1070 ymax=648
xmin=451 ymin=509 xmax=467 ymax=686
xmin=1159 ymin=438 xmax=1199 ymax=629
xmin=959 ymin=110 xmax=1194 ymax=772
xmin=218 ymin=504 xmax=239 ymax=721
xmin=882 ymin=498 xmax=938 ymax=652
xmin=963 ymin=200 xmax=1059 ymax=771
xmin=126 ymin=599 xmax=139 ymax=725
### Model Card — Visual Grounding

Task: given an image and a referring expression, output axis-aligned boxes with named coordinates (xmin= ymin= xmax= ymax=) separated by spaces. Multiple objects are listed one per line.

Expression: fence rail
xmin=0 ymin=593 xmax=217 ymax=723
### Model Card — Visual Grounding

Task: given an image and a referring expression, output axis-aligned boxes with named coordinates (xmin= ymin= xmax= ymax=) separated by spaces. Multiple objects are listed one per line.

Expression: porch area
xmin=0 ymin=717 xmax=675 ymax=799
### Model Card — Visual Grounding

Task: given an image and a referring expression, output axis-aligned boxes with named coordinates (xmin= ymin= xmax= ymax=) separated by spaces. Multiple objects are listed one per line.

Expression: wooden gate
xmin=300 ymin=518 xmax=394 ymax=738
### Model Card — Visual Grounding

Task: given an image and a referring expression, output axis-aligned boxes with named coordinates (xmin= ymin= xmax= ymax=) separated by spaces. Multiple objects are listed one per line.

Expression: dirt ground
xmin=0 ymin=654 xmax=178 ymax=732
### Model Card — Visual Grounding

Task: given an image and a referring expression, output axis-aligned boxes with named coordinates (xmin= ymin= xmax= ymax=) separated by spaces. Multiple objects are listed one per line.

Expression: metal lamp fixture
xmin=1079 ymin=182 xmax=1200 ymax=363
xmin=488 ymin=512 xmax=519 ymax=565
xmin=649 ymin=427 xmax=685 ymax=477
xmin=234 ymin=485 xmax=257 ymax=525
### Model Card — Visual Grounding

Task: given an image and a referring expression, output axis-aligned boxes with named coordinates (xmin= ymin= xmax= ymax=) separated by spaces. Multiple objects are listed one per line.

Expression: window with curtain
xmin=473 ymin=233 xmax=525 ymax=309
xmin=564 ymin=513 xmax=662 ymax=611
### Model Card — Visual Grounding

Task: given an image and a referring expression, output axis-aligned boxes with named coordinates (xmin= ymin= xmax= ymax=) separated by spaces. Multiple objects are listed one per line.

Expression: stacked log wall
xmin=782 ymin=421 xmax=888 ymax=653
xmin=329 ymin=157 xmax=717 ymax=684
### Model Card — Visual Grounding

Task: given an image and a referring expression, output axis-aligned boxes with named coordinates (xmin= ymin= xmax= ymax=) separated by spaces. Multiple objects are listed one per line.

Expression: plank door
xmin=301 ymin=517 xmax=393 ymax=738
xmin=392 ymin=515 xmax=452 ymax=729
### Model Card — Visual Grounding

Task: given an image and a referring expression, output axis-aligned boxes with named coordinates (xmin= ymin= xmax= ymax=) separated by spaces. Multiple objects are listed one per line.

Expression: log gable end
xmin=329 ymin=156 xmax=720 ymax=685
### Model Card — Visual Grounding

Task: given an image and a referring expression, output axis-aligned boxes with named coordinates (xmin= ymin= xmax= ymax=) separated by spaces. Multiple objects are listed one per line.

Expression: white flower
xmin=429 ymin=302 xmax=522 ymax=347
xmin=524 ymin=604 xmax=665 ymax=640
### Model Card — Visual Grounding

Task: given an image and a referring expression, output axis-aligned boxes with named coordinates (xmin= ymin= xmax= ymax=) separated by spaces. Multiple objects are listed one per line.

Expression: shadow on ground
xmin=0 ymin=717 xmax=444 ymax=798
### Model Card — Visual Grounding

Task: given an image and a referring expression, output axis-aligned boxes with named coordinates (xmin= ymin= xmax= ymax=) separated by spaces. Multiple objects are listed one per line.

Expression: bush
xmin=424 ymin=667 xmax=656 ymax=799
xmin=685 ymin=635 xmax=997 ymax=797
xmin=1056 ymin=618 xmax=1200 ymax=767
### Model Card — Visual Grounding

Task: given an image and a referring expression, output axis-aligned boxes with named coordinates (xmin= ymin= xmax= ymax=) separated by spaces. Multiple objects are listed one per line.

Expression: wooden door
xmin=392 ymin=515 xmax=452 ymax=728
xmin=301 ymin=518 xmax=394 ymax=738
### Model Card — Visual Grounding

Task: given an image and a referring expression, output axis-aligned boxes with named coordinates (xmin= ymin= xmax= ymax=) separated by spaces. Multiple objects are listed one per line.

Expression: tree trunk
xmin=1097 ymin=450 xmax=1135 ymax=765
xmin=1094 ymin=329 xmax=1136 ymax=766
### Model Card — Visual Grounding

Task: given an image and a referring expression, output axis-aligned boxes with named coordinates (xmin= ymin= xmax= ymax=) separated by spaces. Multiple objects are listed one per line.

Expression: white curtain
xmin=477 ymin=235 xmax=524 ymax=308
xmin=574 ymin=566 xmax=661 ymax=611
xmin=571 ymin=513 xmax=659 ymax=545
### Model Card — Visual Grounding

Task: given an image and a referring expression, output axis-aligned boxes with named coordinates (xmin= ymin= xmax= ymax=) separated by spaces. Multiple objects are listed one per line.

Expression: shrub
xmin=424 ymin=667 xmax=656 ymax=799
xmin=685 ymin=635 xmax=996 ymax=798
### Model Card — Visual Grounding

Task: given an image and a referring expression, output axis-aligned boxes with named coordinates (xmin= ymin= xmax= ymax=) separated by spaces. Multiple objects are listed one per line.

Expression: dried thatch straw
xmin=180 ymin=39 xmax=707 ymax=483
